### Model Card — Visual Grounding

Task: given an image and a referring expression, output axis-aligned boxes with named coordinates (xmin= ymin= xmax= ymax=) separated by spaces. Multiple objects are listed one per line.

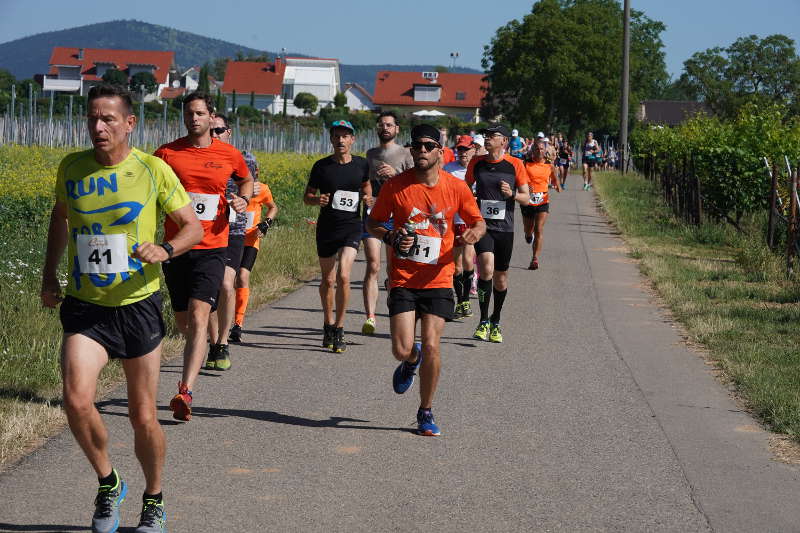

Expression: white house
xmin=343 ymin=82 xmax=374 ymax=111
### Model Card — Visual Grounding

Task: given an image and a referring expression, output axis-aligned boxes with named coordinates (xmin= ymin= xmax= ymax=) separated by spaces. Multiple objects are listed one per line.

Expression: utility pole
xmin=450 ymin=52 xmax=460 ymax=70
xmin=620 ymin=0 xmax=631 ymax=174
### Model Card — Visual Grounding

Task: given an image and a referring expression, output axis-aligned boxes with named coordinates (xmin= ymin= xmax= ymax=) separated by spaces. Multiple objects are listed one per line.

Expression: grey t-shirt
xmin=365 ymin=143 xmax=414 ymax=198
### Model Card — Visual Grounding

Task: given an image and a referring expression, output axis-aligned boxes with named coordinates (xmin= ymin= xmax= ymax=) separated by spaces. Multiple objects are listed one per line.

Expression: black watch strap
xmin=160 ymin=242 xmax=174 ymax=259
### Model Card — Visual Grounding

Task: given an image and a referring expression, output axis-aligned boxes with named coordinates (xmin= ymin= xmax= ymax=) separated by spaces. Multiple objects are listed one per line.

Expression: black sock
xmin=143 ymin=491 xmax=163 ymax=503
xmin=453 ymin=273 xmax=464 ymax=302
xmin=477 ymin=278 xmax=493 ymax=322
xmin=461 ymin=270 xmax=474 ymax=303
xmin=491 ymin=289 xmax=507 ymax=323
xmin=99 ymin=469 xmax=117 ymax=487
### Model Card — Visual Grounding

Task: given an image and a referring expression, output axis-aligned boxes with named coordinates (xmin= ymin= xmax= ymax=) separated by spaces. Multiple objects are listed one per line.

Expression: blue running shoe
xmin=417 ymin=409 xmax=441 ymax=436
xmin=92 ymin=471 xmax=127 ymax=533
xmin=392 ymin=342 xmax=422 ymax=394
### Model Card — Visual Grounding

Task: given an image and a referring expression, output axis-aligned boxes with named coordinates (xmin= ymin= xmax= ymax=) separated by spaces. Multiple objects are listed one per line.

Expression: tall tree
xmin=197 ymin=64 xmax=211 ymax=94
xmin=102 ymin=68 xmax=128 ymax=87
xmin=129 ymin=72 xmax=158 ymax=96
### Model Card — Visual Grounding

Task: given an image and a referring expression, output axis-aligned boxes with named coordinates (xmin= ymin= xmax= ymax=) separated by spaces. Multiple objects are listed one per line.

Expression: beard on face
xmin=378 ymin=130 xmax=396 ymax=142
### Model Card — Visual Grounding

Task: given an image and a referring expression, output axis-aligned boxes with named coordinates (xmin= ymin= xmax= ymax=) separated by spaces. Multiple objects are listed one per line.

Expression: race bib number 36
xmin=407 ymin=234 xmax=442 ymax=265
xmin=481 ymin=199 xmax=506 ymax=220
xmin=77 ymin=234 xmax=129 ymax=274
xmin=189 ymin=192 xmax=220 ymax=221
xmin=333 ymin=190 xmax=359 ymax=212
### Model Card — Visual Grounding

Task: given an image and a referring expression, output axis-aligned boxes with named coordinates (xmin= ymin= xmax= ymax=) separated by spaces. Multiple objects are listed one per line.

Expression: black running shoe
xmin=322 ymin=324 xmax=335 ymax=349
xmin=332 ymin=327 xmax=347 ymax=353
xmin=228 ymin=323 xmax=242 ymax=343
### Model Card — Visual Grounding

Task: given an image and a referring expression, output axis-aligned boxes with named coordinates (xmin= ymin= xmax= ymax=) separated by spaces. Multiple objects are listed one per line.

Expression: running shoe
xmin=461 ymin=301 xmax=474 ymax=318
xmin=215 ymin=344 xmax=231 ymax=371
xmin=332 ymin=327 xmax=347 ymax=353
xmin=322 ymin=324 xmax=334 ymax=349
xmin=473 ymin=321 xmax=490 ymax=341
xmin=361 ymin=317 xmax=376 ymax=336
xmin=562 ymin=183 xmax=567 ymax=190
xmin=528 ymin=257 xmax=539 ymax=271
xmin=393 ymin=342 xmax=422 ymax=394
xmin=417 ymin=409 xmax=441 ymax=437
xmin=92 ymin=471 xmax=127 ymax=533
xmin=583 ymin=183 xmax=589 ymax=191
xmin=169 ymin=382 xmax=192 ymax=422
xmin=524 ymin=234 xmax=533 ymax=244
xmin=204 ymin=344 xmax=219 ymax=370
xmin=228 ymin=323 xmax=242 ymax=343
xmin=135 ymin=497 xmax=166 ymax=533
xmin=453 ymin=302 xmax=464 ymax=319
xmin=489 ymin=323 xmax=504 ymax=343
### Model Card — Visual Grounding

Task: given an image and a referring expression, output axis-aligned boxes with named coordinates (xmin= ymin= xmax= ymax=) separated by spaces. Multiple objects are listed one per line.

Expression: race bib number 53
xmin=333 ymin=190 xmax=359 ymax=212
xmin=407 ymin=234 xmax=442 ymax=265
xmin=189 ymin=192 xmax=220 ymax=221
xmin=481 ymin=199 xmax=506 ymax=220
xmin=77 ymin=234 xmax=129 ymax=274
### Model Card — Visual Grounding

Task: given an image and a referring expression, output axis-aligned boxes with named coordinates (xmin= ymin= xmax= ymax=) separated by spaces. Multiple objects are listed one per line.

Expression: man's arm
xmin=304 ymin=185 xmax=329 ymax=207
xmin=40 ymin=201 xmax=68 ymax=308
xmin=361 ymin=179 xmax=374 ymax=209
xmin=134 ymin=204 xmax=203 ymax=263
xmin=231 ymin=171 xmax=254 ymax=213
xmin=459 ymin=219 xmax=486 ymax=246
xmin=514 ymin=183 xmax=531 ymax=205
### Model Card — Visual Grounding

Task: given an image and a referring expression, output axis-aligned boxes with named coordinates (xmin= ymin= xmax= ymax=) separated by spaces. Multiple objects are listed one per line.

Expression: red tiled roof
xmin=373 ymin=71 xmax=486 ymax=108
xmin=222 ymin=61 xmax=286 ymax=95
xmin=160 ymin=87 xmax=186 ymax=99
xmin=47 ymin=47 xmax=174 ymax=83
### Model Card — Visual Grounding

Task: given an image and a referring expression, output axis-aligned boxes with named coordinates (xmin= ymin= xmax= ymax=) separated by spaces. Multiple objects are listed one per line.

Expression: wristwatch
xmin=160 ymin=242 xmax=174 ymax=260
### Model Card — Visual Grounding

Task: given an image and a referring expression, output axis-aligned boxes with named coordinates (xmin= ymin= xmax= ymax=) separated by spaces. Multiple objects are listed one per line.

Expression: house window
xmin=455 ymin=91 xmax=466 ymax=101
xmin=414 ymin=84 xmax=441 ymax=102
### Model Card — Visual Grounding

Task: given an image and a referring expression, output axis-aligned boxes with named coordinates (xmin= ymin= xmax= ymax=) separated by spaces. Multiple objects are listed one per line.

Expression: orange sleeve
xmin=465 ymin=156 xmax=479 ymax=187
xmin=512 ymin=156 xmax=528 ymax=188
xmin=232 ymin=147 xmax=250 ymax=179
xmin=261 ymin=182 xmax=273 ymax=204
xmin=456 ymin=179 xmax=483 ymax=226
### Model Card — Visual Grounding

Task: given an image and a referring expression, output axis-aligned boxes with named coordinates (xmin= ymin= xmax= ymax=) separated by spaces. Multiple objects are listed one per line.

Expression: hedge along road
xmin=1 ymin=179 xmax=799 ymax=532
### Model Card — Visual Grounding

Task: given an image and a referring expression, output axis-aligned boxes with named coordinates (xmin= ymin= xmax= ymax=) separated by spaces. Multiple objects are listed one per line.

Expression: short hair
xmin=215 ymin=114 xmax=230 ymax=129
xmin=184 ymin=91 xmax=215 ymax=114
xmin=377 ymin=110 xmax=398 ymax=124
xmin=87 ymin=84 xmax=133 ymax=116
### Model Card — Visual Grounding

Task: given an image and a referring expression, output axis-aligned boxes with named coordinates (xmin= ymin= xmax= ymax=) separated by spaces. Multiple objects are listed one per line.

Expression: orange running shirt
xmin=369 ymin=168 xmax=483 ymax=289
xmin=524 ymin=161 xmax=553 ymax=206
xmin=442 ymin=147 xmax=456 ymax=165
xmin=155 ymin=137 xmax=250 ymax=249
xmin=243 ymin=181 xmax=274 ymax=249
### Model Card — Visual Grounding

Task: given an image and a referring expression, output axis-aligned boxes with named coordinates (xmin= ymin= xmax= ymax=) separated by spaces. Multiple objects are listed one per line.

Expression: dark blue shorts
xmin=362 ymin=218 xmax=394 ymax=240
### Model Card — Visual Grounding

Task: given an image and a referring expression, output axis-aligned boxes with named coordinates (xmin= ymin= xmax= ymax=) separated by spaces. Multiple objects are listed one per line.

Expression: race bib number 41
xmin=333 ymin=190 xmax=359 ymax=212
xmin=77 ymin=234 xmax=129 ymax=274
xmin=407 ymin=234 xmax=442 ymax=265
xmin=189 ymin=192 xmax=220 ymax=221
xmin=481 ymin=199 xmax=506 ymax=220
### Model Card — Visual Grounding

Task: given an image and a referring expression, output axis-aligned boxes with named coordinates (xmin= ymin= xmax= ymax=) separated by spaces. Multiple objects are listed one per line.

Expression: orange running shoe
xmin=169 ymin=382 xmax=192 ymax=421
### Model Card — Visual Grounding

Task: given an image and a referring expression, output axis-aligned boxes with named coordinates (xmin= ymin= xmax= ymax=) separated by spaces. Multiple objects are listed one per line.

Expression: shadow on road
xmin=0 ymin=523 xmax=91 ymax=531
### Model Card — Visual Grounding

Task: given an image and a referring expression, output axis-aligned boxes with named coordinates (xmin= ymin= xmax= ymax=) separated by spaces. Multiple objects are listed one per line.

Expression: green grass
xmin=0 ymin=147 xmax=321 ymax=467
xmin=594 ymin=171 xmax=800 ymax=439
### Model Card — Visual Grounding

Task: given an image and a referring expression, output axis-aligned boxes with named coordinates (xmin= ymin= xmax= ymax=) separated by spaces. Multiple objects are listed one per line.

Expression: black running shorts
xmin=520 ymin=203 xmax=550 ymax=217
xmin=316 ymin=223 xmax=362 ymax=258
xmin=225 ymin=234 xmax=246 ymax=271
xmin=60 ymin=293 xmax=165 ymax=359
xmin=387 ymin=287 xmax=455 ymax=320
xmin=240 ymin=245 xmax=258 ymax=271
xmin=162 ymin=248 xmax=226 ymax=312
xmin=475 ymin=230 xmax=514 ymax=272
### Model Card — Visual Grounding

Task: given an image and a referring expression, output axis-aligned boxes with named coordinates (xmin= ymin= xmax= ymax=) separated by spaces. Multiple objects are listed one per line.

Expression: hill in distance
xmin=0 ymin=19 xmax=482 ymax=94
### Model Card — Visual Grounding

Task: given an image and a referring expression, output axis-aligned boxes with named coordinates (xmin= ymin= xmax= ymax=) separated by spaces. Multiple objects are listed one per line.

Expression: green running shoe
xmin=204 ymin=344 xmax=218 ymax=370
xmin=461 ymin=301 xmax=474 ymax=318
xmin=361 ymin=317 xmax=376 ymax=335
xmin=92 ymin=470 xmax=127 ymax=533
xmin=215 ymin=344 xmax=231 ymax=371
xmin=489 ymin=323 xmax=504 ymax=343
xmin=473 ymin=320 xmax=490 ymax=341
xmin=135 ymin=497 xmax=166 ymax=533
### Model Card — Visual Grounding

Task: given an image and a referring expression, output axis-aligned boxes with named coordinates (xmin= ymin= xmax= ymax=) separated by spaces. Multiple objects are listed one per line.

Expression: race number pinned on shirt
xmin=407 ymin=234 xmax=441 ymax=265
xmin=245 ymin=211 xmax=255 ymax=229
xmin=481 ymin=199 xmax=506 ymax=220
xmin=189 ymin=192 xmax=219 ymax=221
xmin=332 ymin=190 xmax=359 ymax=212
xmin=77 ymin=234 xmax=129 ymax=274
xmin=529 ymin=192 xmax=547 ymax=206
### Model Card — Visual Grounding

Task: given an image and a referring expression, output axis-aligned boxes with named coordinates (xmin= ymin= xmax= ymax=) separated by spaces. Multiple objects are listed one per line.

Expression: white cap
xmin=542 ymin=137 xmax=550 ymax=143
xmin=472 ymin=134 xmax=485 ymax=146
xmin=511 ymin=129 xmax=519 ymax=136
xmin=537 ymin=131 xmax=545 ymax=138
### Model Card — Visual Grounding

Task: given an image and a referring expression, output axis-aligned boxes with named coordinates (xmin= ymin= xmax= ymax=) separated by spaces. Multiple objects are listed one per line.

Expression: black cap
xmin=410 ymin=124 xmax=441 ymax=144
xmin=480 ymin=124 xmax=512 ymax=138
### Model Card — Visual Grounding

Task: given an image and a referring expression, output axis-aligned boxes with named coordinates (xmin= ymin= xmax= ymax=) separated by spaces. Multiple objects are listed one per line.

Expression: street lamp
xmin=450 ymin=52 xmax=460 ymax=70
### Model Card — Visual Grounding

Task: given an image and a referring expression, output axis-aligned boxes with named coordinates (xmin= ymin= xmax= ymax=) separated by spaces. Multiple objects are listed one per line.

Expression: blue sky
xmin=2 ymin=0 xmax=799 ymax=78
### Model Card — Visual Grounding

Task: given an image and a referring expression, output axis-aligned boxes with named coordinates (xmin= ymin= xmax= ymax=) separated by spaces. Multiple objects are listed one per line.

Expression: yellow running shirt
xmin=55 ymin=148 xmax=191 ymax=306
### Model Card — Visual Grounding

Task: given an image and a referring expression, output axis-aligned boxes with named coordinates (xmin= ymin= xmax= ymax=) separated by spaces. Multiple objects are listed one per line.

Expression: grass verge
xmin=593 ymin=171 xmax=800 ymax=440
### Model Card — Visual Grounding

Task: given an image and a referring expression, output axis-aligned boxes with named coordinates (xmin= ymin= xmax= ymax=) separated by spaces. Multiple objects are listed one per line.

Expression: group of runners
xmin=38 ymin=83 xmax=590 ymax=532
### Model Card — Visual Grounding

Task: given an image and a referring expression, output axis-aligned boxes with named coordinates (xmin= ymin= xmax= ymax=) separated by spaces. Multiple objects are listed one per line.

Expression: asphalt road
xmin=2 ymin=177 xmax=799 ymax=532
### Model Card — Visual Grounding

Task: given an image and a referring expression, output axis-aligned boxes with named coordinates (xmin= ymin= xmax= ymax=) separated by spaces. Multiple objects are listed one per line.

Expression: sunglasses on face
xmin=211 ymin=127 xmax=229 ymax=135
xmin=410 ymin=141 xmax=441 ymax=152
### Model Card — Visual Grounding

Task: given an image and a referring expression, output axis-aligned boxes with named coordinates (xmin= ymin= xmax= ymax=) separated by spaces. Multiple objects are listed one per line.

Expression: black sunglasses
xmin=410 ymin=141 xmax=441 ymax=152
xmin=211 ymin=126 xmax=229 ymax=135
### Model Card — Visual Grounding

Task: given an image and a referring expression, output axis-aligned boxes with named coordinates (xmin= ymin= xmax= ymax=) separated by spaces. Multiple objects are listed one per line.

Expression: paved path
xmin=2 ymin=178 xmax=799 ymax=532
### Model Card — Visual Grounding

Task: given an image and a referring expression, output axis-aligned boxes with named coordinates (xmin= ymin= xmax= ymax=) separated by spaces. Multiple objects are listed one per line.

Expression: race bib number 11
xmin=77 ymin=234 xmax=129 ymax=274
xmin=407 ymin=234 xmax=442 ymax=265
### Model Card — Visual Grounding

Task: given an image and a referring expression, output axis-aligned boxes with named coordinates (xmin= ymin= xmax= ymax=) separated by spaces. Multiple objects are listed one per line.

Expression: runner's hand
xmin=134 ymin=241 xmax=169 ymax=264
xmin=40 ymin=277 xmax=63 ymax=308
xmin=376 ymin=162 xmax=397 ymax=178
xmin=231 ymin=195 xmax=248 ymax=213
xmin=499 ymin=181 xmax=513 ymax=198
xmin=365 ymin=196 xmax=375 ymax=208
xmin=319 ymin=193 xmax=330 ymax=207
xmin=460 ymin=227 xmax=481 ymax=245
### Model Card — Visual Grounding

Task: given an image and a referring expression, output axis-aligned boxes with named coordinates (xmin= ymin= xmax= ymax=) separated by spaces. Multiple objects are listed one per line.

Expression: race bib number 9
xmin=407 ymin=234 xmax=442 ymax=265
xmin=333 ymin=190 xmax=359 ymax=212
xmin=189 ymin=192 xmax=220 ymax=221
xmin=481 ymin=199 xmax=506 ymax=220
xmin=77 ymin=234 xmax=129 ymax=274
xmin=529 ymin=192 xmax=546 ymax=206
